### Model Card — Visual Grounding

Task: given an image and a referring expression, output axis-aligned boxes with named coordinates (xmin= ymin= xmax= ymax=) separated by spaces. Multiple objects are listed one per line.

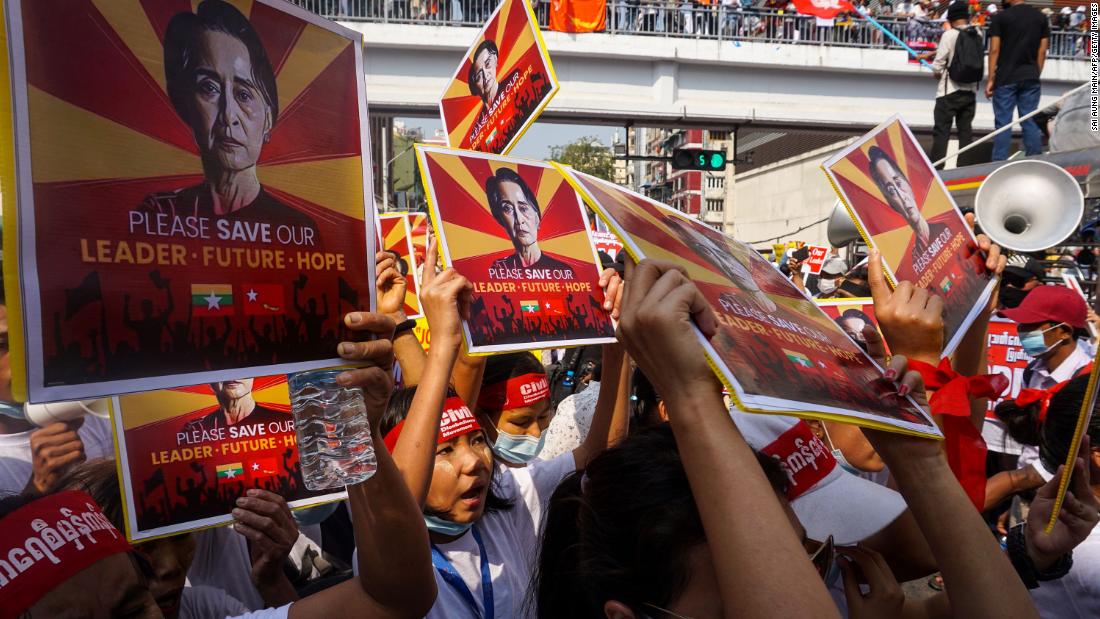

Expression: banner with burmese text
xmin=417 ymin=146 xmax=615 ymax=354
xmin=440 ymin=0 xmax=558 ymax=154
xmin=112 ymin=375 xmax=345 ymax=541
xmin=563 ymin=168 xmax=940 ymax=438
xmin=3 ymin=0 xmax=376 ymax=402
xmin=821 ymin=116 xmax=994 ymax=357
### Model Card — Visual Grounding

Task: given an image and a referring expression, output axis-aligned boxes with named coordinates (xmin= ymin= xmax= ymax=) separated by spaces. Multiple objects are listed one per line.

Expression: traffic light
xmin=671 ymin=148 xmax=728 ymax=171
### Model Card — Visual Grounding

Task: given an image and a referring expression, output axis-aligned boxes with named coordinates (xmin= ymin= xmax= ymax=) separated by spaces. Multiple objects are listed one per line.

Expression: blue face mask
xmin=424 ymin=514 xmax=472 ymax=537
xmin=0 ymin=401 xmax=25 ymax=420
xmin=490 ymin=429 xmax=546 ymax=464
xmin=1018 ymin=323 xmax=1064 ymax=358
xmin=832 ymin=449 xmax=863 ymax=477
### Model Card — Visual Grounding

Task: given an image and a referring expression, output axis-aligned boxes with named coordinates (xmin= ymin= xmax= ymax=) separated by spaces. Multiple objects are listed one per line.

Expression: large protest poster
xmin=3 ymin=0 xmax=376 ymax=402
xmin=417 ymin=146 xmax=615 ymax=354
xmin=112 ymin=375 xmax=345 ymax=541
xmin=814 ymin=298 xmax=887 ymax=354
xmin=379 ymin=214 xmax=423 ymax=319
xmin=563 ymin=168 xmax=940 ymax=438
xmin=821 ymin=116 xmax=994 ymax=357
xmin=440 ymin=0 xmax=558 ymax=155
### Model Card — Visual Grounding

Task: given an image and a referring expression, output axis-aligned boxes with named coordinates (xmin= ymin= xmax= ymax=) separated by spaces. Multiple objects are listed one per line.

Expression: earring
xmin=263 ymin=131 xmax=271 ymax=143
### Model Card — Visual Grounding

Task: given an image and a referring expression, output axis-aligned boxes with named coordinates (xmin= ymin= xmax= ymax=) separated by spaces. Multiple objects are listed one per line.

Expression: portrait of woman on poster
xmin=141 ymin=0 xmax=316 ymax=231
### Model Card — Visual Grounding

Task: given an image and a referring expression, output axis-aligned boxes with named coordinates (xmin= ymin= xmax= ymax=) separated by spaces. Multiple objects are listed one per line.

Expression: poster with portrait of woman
xmin=112 ymin=375 xmax=346 ymax=541
xmin=563 ymin=168 xmax=940 ymax=438
xmin=821 ymin=116 xmax=995 ymax=357
xmin=378 ymin=214 xmax=423 ymax=320
xmin=2 ymin=0 xmax=376 ymax=401
xmin=416 ymin=146 xmax=615 ymax=354
xmin=814 ymin=298 xmax=887 ymax=355
xmin=440 ymin=0 xmax=558 ymax=155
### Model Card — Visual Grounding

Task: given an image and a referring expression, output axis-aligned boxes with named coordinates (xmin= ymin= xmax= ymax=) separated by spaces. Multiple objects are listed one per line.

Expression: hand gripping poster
xmin=417 ymin=146 xmax=615 ymax=354
xmin=821 ymin=116 xmax=995 ymax=357
xmin=440 ymin=0 xmax=558 ymax=155
xmin=563 ymin=168 xmax=940 ymax=438
xmin=379 ymin=214 xmax=423 ymax=320
xmin=2 ymin=0 xmax=376 ymax=402
xmin=112 ymin=375 xmax=345 ymax=541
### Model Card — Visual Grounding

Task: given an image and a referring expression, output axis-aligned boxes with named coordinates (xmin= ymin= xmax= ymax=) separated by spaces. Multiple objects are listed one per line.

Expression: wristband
xmin=1007 ymin=523 xmax=1073 ymax=589
xmin=394 ymin=318 xmax=417 ymax=335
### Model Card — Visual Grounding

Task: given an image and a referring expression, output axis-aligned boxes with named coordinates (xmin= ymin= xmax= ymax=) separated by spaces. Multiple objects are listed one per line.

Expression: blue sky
xmin=396 ymin=116 xmax=622 ymax=159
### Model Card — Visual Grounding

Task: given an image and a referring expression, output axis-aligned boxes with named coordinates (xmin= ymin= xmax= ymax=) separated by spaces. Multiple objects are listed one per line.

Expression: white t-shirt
xmin=425 ymin=453 xmax=575 ymax=619
xmin=932 ymin=28 xmax=980 ymax=97
xmin=0 ymin=415 xmax=114 ymax=495
xmin=188 ymin=527 xmax=267 ymax=610
xmin=228 ymin=604 xmax=291 ymax=619
xmin=539 ymin=382 xmax=600 ymax=461
xmin=1030 ymin=524 xmax=1100 ymax=618
xmin=181 ymin=585 xmax=250 ymax=619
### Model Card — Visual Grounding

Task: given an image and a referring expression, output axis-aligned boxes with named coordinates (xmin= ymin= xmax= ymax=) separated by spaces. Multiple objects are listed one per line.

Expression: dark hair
xmin=482 ymin=351 xmax=546 ymax=390
xmin=867 ymin=146 xmax=905 ymax=197
xmin=629 ymin=367 xmax=662 ymax=429
xmin=164 ymin=1 xmax=279 ymax=126
xmin=995 ymin=373 xmax=1100 ymax=474
xmin=50 ymin=459 xmax=125 ymax=531
xmin=532 ymin=424 xmax=704 ymax=618
xmin=840 ymin=309 xmax=874 ymax=324
xmin=466 ymin=40 xmax=499 ymax=97
xmin=485 ymin=168 xmax=541 ymax=228
xmin=382 ymin=386 xmax=513 ymax=515
xmin=755 ymin=450 xmax=789 ymax=497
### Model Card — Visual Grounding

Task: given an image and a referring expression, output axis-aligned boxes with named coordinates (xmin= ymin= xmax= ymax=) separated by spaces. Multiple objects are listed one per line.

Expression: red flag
xmin=241 ymin=284 xmax=285 ymax=316
xmin=249 ymin=458 xmax=279 ymax=478
xmin=549 ymin=0 xmax=606 ymax=33
xmin=790 ymin=0 xmax=855 ymax=19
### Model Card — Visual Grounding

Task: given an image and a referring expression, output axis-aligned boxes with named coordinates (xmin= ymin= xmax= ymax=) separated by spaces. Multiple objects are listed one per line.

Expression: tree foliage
xmin=548 ymin=136 xmax=614 ymax=181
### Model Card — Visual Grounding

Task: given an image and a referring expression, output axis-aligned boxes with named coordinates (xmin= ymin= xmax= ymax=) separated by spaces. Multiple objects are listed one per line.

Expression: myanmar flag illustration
xmin=192 ymin=284 xmax=233 ymax=316
xmin=783 ymin=349 xmax=813 ymax=368
xmin=242 ymin=284 xmax=285 ymax=316
xmin=520 ymin=300 xmax=540 ymax=314
xmin=249 ymin=458 xmax=279 ymax=477
xmin=940 ymin=276 xmax=954 ymax=295
xmin=216 ymin=462 xmax=244 ymax=482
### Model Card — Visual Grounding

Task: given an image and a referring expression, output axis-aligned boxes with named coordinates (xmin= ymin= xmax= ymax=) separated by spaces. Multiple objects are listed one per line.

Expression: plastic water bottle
xmin=288 ymin=369 xmax=376 ymax=491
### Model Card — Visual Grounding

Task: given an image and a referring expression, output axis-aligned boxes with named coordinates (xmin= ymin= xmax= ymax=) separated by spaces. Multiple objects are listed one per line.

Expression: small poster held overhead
xmin=563 ymin=168 xmax=940 ymax=438
xmin=821 ymin=116 xmax=995 ymax=356
xmin=379 ymin=214 xmax=423 ymax=319
xmin=440 ymin=0 xmax=558 ymax=155
xmin=416 ymin=146 xmax=615 ymax=354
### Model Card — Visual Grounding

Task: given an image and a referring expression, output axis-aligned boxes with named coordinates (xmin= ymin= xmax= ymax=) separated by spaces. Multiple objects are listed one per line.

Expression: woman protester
xmin=0 ymin=312 xmax=436 ymax=619
xmin=339 ymin=240 xmax=627 ymax=618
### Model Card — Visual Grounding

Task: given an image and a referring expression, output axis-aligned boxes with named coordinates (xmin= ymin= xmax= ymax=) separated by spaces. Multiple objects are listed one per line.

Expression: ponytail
xmin=994 ymin=399 xmax=1043 ymax=447
xmin=997 ymin=374 xmax=1100 ymax=474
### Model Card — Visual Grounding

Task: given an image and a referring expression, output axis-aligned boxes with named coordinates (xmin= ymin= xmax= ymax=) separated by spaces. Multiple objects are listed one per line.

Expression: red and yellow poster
xmin=814 ymin=298 xmax=887 ymax=354
xmin=564 ymin=168 xmax=940 ymax=438
xmin=379 ymin=214 xmax=423 ymax=319
xmin=417 ymin=146 xmax=615 ymax=354
xmin=408 ymin=212 xmax=431 ymax=269
xmin=112 ymin=375 xmax=344 ymax=541
xmin=822 ymin=116 xmax=994 ymax=357
xmin=3 ymin=0 xmax=376 ymax=402
xmin=439 ymin=0 xmax=558 ymax=155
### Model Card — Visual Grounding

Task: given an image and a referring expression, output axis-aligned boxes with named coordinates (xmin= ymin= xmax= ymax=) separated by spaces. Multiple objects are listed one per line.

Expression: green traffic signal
xmin=709 ymin=153 xmax=725 ymax=169
xmin=672 ymin=148 xmax=727 ymax=171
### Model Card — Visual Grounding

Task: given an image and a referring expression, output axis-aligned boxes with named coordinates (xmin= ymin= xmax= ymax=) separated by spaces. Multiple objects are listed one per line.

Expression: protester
xmin=814 ymin=256 xmax=849 ymax=298
xmin=927 ymin=1 xmax=980 ymax=168
xmin=1000 ymin=255 xmax=1046 ymax=309
xmin=986 ymin=0 xmax=1050 ymax=160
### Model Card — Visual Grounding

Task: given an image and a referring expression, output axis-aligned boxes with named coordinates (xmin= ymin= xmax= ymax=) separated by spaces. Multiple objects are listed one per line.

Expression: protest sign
xmin=409 ymin=212 xmax=431 ymax=269
xmin=1 ymin=0 xmax=376 ymax=402
xmin=563 ymin=168 xmax=939 ymax=438
xmin=803 ymin=245 xmax=830 ymax=275
xmin=112 ymin=376 xmax=344 ymax=541
xmin=440 ymin=0 xmax=558 ymax=155
xmin=1062 ymin=274 xmax=1099 ymax=339
xmin=814 ymin=298 xmax=886 ymax=353
xmin=379 ymin=214 xmax=423 ymax=319
xmin=417 ymin=146 xmax=615 ymax=354
xmin=822 ymin=116 xmax=995 ymax=356
xmin=591 ymin=230 xmax=624 ymax=260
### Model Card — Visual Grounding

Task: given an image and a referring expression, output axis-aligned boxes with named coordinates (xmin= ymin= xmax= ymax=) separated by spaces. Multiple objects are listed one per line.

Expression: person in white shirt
xmin=925 ymin=1 xmax=980 ymax=168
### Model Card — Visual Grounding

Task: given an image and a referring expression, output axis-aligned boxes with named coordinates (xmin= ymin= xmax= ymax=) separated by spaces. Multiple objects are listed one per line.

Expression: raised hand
xmin=375 ymin=250 xmax=408 ymax=322
xmin=838 ymin=546 xmax=906 ymax=619
xmin=418 ymin=238 xmax=472 ymax=352
xmin=233 ymin=488 xmax=300 ymax=605
xmin=598 ymin=267 xmax=624 ymax=319
xmin=868 ymin=249 xmax=944 ymax=365
xmin=28 ymin=420 xmax=86 ymax=493
xmin=1025 ymin=436 xmax=1100 ymax=570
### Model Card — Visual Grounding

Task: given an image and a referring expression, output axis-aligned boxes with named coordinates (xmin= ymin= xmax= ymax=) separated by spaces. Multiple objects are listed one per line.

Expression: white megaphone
xmin=24 ymin=399 xmax=110 ymax=427
xmin=974 ymin=160 xmax=1084 ymax=253
xmin=826 ymin=201 xmax=862 ymax=248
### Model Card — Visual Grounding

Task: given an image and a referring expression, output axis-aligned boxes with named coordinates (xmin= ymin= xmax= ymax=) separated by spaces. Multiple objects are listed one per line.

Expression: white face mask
xmin=818 ymin=278 xmax=839 ymax=295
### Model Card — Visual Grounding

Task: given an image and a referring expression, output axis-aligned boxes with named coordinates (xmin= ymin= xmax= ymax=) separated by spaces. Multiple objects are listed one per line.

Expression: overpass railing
xmin=290 ymin=0 xmax=1089 ymax=60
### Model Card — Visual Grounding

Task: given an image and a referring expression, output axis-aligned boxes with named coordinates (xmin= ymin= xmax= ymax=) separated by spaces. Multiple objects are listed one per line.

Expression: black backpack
xmin=948 ymin=27 xmax=984 ymax=84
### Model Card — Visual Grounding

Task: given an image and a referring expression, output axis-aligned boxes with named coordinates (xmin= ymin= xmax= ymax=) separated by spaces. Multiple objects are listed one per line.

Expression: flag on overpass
xmin=549 ymin=0 xmax=607 ymax=33
xmin=790 ymin=0 xmax=856 ymax=19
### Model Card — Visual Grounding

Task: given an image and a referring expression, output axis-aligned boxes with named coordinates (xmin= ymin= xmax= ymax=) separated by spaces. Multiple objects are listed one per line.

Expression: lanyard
xmin=430 ymin=525 xmax=494 ymax=619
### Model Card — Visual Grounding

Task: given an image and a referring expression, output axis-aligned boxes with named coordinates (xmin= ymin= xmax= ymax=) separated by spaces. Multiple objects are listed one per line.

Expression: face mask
xmin=1018 ymin=323 xmax=1065 ymax=358
xmin=423 ymin=514 xmax=473 ymax=537
xmin=831 ymin=449 xmax=863 ymax=476
xmin=490 ymin=429 xmax=546 ymax=464
xmin=999 ymin=286 xmax=1028 ymax=309
xmin=0 ymin=401 xmax=25 ymax=419
xmin=817 ymin=278 xmax=839 ymax=295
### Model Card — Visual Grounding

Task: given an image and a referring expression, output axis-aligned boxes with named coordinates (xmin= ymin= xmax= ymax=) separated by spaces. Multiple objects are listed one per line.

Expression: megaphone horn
xmin=974 ymin=160 xmax=1084 ymax=253
xmin=827 ymin=201 xmax=862 ymax=247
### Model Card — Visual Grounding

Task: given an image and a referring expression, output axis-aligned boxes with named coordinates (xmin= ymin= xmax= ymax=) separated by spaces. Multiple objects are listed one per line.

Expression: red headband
xmin=0 ymin=491 xmax=131 ymax=616
xmin=384 ymin=396 xmax=483 ymax=451
xmin=760 ymin=421 xmax=836 ymax=502
xmin=1015 ymin=363 xmax=1094 ymax=423
xmin=477 ymin=373 xmax=550 ymax=411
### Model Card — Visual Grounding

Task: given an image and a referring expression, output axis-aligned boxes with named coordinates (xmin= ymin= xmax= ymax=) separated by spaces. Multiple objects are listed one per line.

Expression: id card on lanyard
xmin=430 ymin=525 xmax=494 ymax=619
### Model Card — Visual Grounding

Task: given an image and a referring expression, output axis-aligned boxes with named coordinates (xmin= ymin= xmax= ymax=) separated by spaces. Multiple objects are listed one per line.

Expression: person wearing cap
xmin=999 ymin=285 xmax=1091 ymax=392
xmin=999 ymin=255 xmax=1046 ymax=308
xmin=925 ymin=1 xmax=980 ymax=169
xmin=0 ymin=311 xmax=439 ymax=619
xmin=986 ymin=0 xmax=1050 ymax=161
xmin=814 ymin=256 xmax=850 ymax=298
